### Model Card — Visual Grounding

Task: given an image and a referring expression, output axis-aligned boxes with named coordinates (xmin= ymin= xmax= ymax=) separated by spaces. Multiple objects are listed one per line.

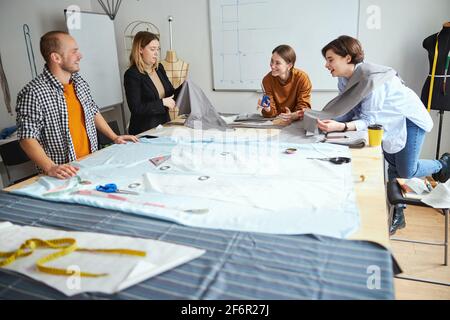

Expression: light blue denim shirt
xmin=335 ymin=63 xmax=433 ymax=154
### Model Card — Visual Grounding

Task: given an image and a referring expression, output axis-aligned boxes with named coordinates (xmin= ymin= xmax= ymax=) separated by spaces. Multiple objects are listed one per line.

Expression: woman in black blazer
xmin=124 ymin=31 xmax=176 ymax=135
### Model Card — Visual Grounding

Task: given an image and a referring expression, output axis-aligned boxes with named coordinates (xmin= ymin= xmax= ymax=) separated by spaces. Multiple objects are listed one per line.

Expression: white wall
xmin=358 ymin=0 xmax=450 ymax=158
xmin=0 ymin=0 xmax=449 ymax=158
xmin=0 ymin=0 xmax=93 ymax=130
xmin=90 ymin=0 xmax=449 ymax=158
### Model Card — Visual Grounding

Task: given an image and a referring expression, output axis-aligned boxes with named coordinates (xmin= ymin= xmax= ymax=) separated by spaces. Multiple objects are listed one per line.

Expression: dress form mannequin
xmin=161 ymin=50 xmax=189 ymax=89
xmin=161 ymin=50 xmax=189 ymax=121
xmin=420 ymin=22 xmax=450 ymax=158
xmin=421 ymin=22 xmax=450 ymax=111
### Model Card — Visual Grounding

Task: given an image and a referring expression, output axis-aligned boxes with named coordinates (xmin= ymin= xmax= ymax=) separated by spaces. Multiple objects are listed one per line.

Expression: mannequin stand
xmin=436 ymin=109 xmax=446 ymax=159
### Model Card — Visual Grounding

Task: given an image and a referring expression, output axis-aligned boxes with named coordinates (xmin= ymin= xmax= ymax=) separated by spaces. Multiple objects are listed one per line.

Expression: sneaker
xmin=432 ymin=153 xmax=450 ymax=183
xmin=389 ymin=206 xmax=406 ymax=235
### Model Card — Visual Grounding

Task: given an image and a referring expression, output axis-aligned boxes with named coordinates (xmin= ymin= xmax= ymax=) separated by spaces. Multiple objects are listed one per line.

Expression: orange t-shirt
xmin=64 ymin=82 xmax=91 ymax=159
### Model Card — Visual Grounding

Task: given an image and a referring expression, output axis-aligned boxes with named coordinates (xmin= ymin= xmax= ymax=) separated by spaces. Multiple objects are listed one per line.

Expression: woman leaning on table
xmin=316 ymin=35 xmax=450 ymax=235
xmin=124 ymin=31 xmax=176 ymax=135
xmin=258 ymin=44 xmax=312 ymax=123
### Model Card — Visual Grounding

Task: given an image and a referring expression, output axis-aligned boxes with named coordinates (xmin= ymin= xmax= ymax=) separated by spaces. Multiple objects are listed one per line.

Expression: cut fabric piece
xmin=234 ymin=113 xmax=273 ymax=122
xmin=278 ymin=119 xmax=324 ymax=144
xmin=324 ymin=131 xmax=368 ymax=149
xmin=303 ymin=63 xmax=397 ymax=133
xmin=0 ymin=221 xmax=204 ymax=296
xmin=176 ymin=78 xmax=227 ymax=130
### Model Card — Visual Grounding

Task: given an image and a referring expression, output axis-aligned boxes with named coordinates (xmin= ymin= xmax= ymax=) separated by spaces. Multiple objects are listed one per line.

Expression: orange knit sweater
xmin=261 ymin=68 xmax=312 ymax=118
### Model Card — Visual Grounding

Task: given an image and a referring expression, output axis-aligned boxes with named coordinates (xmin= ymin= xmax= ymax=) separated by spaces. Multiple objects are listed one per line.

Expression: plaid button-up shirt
xmin=16 ymin=66 xmax=99 ymax=166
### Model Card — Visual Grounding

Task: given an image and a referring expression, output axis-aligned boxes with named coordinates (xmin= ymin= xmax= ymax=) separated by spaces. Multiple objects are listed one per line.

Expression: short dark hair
xmin=272 ymin=44 xmax=296 ymax=67
xmin=321 ymin=35 xmax=364 ymax=64
xmin=40 ymin=31 xmax=69 ymax=63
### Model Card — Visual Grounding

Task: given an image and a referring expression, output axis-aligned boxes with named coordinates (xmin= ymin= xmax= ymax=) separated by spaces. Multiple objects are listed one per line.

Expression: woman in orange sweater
xmin=258 ymin=45 xmax=312 ymax=123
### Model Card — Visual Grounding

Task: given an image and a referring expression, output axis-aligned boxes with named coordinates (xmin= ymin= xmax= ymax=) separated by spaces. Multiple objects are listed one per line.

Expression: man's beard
xmin=61 ymin=61 xmax=80 ymax=74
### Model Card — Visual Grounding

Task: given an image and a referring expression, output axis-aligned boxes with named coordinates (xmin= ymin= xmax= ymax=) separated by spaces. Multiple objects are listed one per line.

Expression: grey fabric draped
xmin=0 ymin=52 xmax=12 ymax=115
xmin=303 ymin=63 xmax=397 ymax=133
xmin=176 ymin=78 xmax=227 ymax=130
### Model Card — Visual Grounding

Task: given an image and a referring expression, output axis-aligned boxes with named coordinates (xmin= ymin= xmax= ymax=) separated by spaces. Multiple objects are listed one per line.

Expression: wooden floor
xmin=391 ymin=205 xmax=450 ymax=299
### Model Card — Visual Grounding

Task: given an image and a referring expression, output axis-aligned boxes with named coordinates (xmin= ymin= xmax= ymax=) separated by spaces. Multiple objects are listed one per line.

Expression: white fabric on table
xmin=11 ymin=137 xmax=360 ymax=238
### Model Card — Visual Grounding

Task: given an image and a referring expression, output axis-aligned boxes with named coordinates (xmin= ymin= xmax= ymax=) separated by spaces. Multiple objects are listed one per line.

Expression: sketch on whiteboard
xmin=209 ymin=0 xmax=360 ymax=91
xmin=214 ymin=0 xmax=279 ymax=88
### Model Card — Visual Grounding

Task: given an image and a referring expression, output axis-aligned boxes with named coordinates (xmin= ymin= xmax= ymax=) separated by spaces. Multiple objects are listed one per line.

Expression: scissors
xmin=307 ymin=157 xmax=351 ymax=164
xmin=96 ymin=183 xmax=139 ymax=195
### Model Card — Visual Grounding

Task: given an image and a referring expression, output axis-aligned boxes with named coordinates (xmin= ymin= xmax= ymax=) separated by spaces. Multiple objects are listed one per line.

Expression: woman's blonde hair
xmin=129 ymin=31 xmax=160 ymax=73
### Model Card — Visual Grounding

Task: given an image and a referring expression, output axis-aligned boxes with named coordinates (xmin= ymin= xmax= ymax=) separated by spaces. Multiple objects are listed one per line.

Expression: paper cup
xmin=368 ymin=124 xmax=383 ymax=147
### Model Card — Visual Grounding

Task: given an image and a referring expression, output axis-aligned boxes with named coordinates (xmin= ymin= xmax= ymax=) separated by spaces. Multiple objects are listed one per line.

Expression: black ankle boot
xmin=390 ymin=206 xmax=406 ymax=235
xmin=432 ymin=153 xmax=450 ymax=183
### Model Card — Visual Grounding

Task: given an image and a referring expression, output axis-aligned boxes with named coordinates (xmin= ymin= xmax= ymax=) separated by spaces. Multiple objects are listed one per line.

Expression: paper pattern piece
xmin=149 ymin=155 xmax=171 ymax=166
xmin=0 ymin=222 xmax=205 ymax=296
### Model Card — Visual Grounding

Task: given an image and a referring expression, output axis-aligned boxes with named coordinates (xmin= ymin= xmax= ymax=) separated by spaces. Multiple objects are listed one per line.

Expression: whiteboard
xmin=209 ymin=0 xmax=360 ymax=91
xmin=65 ymin=11 xmax=123 ymax=108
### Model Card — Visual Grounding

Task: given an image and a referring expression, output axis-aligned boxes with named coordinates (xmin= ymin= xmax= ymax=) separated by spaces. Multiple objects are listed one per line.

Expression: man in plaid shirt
xmin=16 ymin=31 xmax=138 ymax=179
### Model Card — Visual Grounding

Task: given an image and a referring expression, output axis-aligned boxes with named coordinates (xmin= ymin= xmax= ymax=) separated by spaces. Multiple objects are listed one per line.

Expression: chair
xmin=97 ymin=120 xmax=121 ymax=149
xmin=386 ymin=180 xmax=449 ymax=286
xmin=0 ymin=139 xmax=38 ymax=186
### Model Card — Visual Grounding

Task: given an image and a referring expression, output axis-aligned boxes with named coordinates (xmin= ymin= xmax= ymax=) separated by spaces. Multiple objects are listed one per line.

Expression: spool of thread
xmin=285 ymin=148 xmax=297 ymax=154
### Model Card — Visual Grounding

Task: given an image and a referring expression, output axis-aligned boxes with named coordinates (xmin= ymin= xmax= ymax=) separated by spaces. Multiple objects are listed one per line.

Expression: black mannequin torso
xmin=420 ymin=25 xmax=450 ymax=111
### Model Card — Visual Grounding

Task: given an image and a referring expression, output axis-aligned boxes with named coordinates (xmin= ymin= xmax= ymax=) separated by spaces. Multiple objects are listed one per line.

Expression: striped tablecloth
xmin=0 ymin=192 xmax=395 ymax=299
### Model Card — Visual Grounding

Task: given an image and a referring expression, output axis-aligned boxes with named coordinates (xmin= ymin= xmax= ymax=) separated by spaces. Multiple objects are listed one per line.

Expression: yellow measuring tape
xmin=0 ymin=238 xmax=146 ymax=277
xmin=427 ymin=34 xmax=439 ymax=112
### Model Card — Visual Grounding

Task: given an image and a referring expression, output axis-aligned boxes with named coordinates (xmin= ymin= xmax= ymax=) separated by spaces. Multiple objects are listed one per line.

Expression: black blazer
xmin=124 ymin=64 xmax=175 ymax=135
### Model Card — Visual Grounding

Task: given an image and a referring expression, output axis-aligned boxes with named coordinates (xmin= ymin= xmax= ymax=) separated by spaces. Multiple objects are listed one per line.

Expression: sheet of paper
xmin=421 ymin=180 xmax=450 ymax=208
xmin=0 ymin=222 xmax=205 ymax=296
xmin=404 ymin=178 xmax=429 ymax=195
xmin=220 ymin=115 xmax=237 ymax=124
